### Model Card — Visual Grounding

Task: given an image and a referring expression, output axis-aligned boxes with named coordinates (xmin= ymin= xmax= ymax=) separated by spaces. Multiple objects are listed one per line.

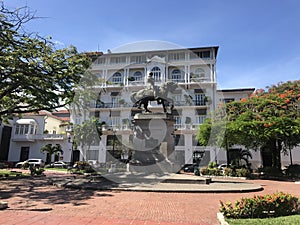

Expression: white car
xmin=50 ymin=161 xmax=68 ymax=168
xmin=15 ymin=159 xmax=45 ymax=168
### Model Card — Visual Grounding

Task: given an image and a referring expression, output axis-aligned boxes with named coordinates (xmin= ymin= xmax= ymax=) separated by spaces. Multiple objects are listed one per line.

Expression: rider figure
xmin=147 ymin=71 xmax=157 ymax=97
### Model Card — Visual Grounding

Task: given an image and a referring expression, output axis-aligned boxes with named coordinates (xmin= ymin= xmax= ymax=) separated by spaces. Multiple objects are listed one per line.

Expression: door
xmin=20 ymin=147 xmax=29 ymax=161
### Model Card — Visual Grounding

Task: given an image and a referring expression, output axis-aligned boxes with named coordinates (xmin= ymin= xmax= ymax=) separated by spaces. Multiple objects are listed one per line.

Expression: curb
xmin=217 ymin=213 xmax=229 ymax=225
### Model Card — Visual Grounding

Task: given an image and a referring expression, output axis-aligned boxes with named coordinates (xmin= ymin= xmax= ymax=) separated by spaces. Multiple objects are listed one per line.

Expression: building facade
xmin=72 ymin=46 xmax=221 ymax=166
xmin=8 ymin=110 xmax=72 ymax=164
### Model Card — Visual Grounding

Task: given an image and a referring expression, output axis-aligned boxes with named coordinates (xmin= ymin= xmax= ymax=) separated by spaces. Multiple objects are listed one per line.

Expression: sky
xmin=4 ymin=0 xmax=300 ymax=90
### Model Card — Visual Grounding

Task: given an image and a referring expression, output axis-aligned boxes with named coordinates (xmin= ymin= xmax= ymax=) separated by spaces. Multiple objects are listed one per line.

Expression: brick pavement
xmin=1 ymin=172 xmax=300 ymax=225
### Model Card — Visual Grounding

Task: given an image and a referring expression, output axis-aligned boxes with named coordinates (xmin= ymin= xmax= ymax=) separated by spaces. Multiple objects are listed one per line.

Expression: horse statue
xmin=130 ymin=81 xmax=178 ymax=113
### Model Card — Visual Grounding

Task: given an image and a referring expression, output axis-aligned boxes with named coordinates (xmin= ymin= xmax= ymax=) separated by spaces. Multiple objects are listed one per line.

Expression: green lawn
xmin=226 ymin=214 xmax=300 ymax=225
xmin=0 ymin=169 xmax=29 ymax=177
xmin=45 ymin=167 xmax=69 ymax=172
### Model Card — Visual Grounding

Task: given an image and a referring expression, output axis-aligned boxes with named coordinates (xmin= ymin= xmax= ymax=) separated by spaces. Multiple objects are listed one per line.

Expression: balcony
xmin=12 ymin=134 xmax=67 ymax=142
xmin=175 ymin=100 xmax=206 ymax=107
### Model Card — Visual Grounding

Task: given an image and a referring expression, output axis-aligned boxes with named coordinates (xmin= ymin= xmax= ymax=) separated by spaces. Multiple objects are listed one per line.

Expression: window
xmin=111 ymin=96 xmax=120 ymax=107
xmin=151 ymin=66 xmax=161 ymax=81
xmin=195 ymin=94 xmax=205 ymax=106
xmin=87 ymin=150 xmax=99 ymax=160
xmin=190 ymin=50 xmax=211 ymax=59
xmin=15 ymin=124 xmax=36 ymax=135
xmin=191 ymin=68 xmax=206 ymax=82
xmin=110 ymin=56 xmax=126 ymax=64
xmin=174 ymin=116 xmax=182 ymax=125
xmin=110 ymin=117 xmax=120 ymax=127
xmin=169 ymin=52 xmax=185 ymax=61
xmin=171 ymin=69 xmax=183 ymax=82
xmin=130 ymin=55 xmax=146 ymax=64
xmin=133 ymin=71 xmax=143 ymax=82
xmin=96 ymin=57 xmax=106 ymax=64
xmin=195 ymin=115 xmax=206 ymax=125
xmin=112 ymin=72 xmax=122 ymax=84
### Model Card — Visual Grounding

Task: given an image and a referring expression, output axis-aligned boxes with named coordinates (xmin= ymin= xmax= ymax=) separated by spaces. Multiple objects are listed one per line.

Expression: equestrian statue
xmin=130 ymin=72 xmax=178 ymax=113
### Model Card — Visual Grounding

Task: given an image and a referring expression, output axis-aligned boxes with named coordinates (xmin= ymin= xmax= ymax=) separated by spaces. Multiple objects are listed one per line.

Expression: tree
xmin=198 ymin=80 xmax=300 ymax=170
xmin=40 ymin=143 xmax=63 ymax=163
xmin=73 ymin=117 xmax=102 ymax=161
xmin=0 ymin=3 xmax=91 ymax=121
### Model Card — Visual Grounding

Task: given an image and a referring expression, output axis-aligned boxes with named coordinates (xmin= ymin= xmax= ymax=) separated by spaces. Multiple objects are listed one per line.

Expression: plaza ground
xmin=0 ymin=171 xmax=300 ymax=225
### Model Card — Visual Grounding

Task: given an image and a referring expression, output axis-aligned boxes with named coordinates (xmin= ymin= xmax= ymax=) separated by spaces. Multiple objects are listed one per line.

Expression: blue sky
xmin=4 ymin=0 xmax=300 ymax=89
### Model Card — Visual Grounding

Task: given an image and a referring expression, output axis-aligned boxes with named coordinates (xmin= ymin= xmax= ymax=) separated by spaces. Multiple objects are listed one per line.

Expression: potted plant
xmin=204 ymin=96 xmax=212 ymax=104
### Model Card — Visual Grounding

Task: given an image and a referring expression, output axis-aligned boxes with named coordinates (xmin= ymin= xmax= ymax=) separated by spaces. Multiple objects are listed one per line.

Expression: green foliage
xmin=220 ymin=192 xmax=300 ymax=219
xmin=40 ymin=143 xmax=63 ymax=163
xmin=200 ymin=167 xmax=221 ymax=176
xmin=71 ymin=161 xmax=96 ymax=174
xmin=285 ymin=164 xmax=300 ymax=177
xmin=198 ymin=80 xmax=300 ymax=170
xmin=0 ymin=3 xmax=91 ymax=120
xmin=208 ymin=161 xmax=217 ymax=169
xmin=74 ymin=117 xmax=102 ymax=146
xmin=29 ymin=164 xmax=45 ymax=176
xmin=258 ymin=167 xmax=283 ymax=177
xmin=235 ymin=168 xmax=251 ymax=177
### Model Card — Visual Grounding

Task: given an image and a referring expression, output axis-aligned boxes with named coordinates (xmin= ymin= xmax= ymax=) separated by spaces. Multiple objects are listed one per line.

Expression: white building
xmin=8 ymin=110 xmax=72 ymax=164
xmin=72 ymin=46 xmax=222 ymax=166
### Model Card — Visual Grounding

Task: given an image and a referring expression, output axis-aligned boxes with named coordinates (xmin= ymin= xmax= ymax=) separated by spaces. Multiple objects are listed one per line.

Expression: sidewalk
xmin=0 ymin=171 xmax=300 ymax=225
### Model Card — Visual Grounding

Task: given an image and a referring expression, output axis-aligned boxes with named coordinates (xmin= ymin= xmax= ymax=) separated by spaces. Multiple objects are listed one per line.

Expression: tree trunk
xmin=269 ymin=139 xmax=282 ymax=170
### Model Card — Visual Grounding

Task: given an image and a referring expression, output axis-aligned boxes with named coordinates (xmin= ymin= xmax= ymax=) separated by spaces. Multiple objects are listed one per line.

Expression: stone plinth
xmin=131 ymin=113 xmax=178 ymax=172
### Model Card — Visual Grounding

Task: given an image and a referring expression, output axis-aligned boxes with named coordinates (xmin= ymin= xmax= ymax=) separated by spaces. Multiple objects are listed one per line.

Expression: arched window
xmin=112 ymin=72 xmax=122 ymax=84
xmin=190 ymin=68 xmax=206 ymax=82
xmin=171 ymin=69 xmax=183 ymax=82
xmin=133 ymin=71 xmax=143 ymax=82
xmin=151 ymin=66 xmax=161 ymax=81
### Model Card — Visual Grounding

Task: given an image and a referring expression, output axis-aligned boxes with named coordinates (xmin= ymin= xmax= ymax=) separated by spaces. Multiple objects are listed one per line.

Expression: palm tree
xmin=41 ymin=144 xmax=63 ymax=164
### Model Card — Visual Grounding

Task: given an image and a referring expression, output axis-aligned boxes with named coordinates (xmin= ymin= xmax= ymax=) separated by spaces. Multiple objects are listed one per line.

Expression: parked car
xmin=50 ymin=161 xmax=68 ymax=168
xmin=182 ymin=163 xmax=198 ymax=172
xmin=217 ymin=164 xmax=232 ymax=171
xmin=15 ymin=159 xmax=45 ymax=168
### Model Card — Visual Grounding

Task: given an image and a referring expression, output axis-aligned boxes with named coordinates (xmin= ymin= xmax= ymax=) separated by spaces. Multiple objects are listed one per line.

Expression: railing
xmin=174 ymin=100 xmax=206 ymax=106
xmin=12 ymin=134 xmax=67 ymax=142
xmin=174 ymin=124 xmax=201 ymax=130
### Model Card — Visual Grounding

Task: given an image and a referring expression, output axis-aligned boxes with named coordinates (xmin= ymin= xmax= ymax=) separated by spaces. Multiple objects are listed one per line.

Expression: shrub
xmin=285 ymin=164 xmax=300 ymax=177
xmin=208 ymin=161 xmax=217 ymax=169
xmin=220 ymin=192 xmax=300 ymax=219
xmin=73 ymin=161 xmax=96 ymax=173
xmin=236 ymin=168 xmax=251 ymax=177
xmin=200 ymin=167 xmax=220 ymax=176
xmin=224 ymin=167 xmax=234 ymax=176
xmin=200 ymin=167 xmax=209 ymax=175
xmin=29 ymin=165 xmax=45 ymax=176
xmin=259 ymin=167 xmax=283 ymax=177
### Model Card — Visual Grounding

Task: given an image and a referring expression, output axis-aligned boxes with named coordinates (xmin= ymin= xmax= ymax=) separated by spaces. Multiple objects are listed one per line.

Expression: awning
xmin=15 ymin=119 xmax=37 ymax=124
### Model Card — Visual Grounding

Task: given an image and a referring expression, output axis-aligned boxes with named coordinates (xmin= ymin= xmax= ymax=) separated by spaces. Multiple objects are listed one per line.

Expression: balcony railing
xmin=93 ymin=102 xmax=131 ymax=108
xmin=175 ymin=100 xmax=206 ymax=106
xmin=12 ymin=134 xmax=67 ymax=142
xmin=174 ymin=124 xmax=201 ymax=130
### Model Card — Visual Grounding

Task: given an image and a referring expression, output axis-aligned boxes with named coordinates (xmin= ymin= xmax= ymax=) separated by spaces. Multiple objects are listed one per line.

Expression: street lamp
xmin=68 ymin=135 xmax=74 ymax=166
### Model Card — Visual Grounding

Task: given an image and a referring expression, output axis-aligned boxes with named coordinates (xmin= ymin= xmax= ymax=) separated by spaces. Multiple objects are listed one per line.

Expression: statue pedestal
xmin=130 ymin=113 xmax=178 ymax=173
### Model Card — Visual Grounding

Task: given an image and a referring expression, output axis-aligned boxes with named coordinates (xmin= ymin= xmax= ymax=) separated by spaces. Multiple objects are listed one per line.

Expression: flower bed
xmin=220 ymin=192 xmax=300 ymax=219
